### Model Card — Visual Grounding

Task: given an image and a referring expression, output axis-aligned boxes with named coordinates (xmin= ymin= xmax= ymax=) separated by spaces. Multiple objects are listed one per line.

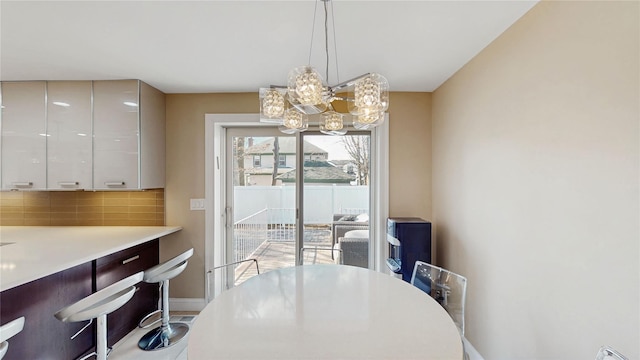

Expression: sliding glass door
xmin=221 ymin=128 xmax=372 ymax=289
xmin=299 ymin=132 xmax=371 ymax=267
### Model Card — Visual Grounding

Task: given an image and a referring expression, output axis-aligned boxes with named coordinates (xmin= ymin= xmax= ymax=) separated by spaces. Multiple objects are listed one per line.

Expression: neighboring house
xmin=277 ymin=160 xmax=355 ymax=185
xmin=243 ymin=137 xmax=329 ymax=186
xmin=329 ymin=160 xmax=357 ymax=175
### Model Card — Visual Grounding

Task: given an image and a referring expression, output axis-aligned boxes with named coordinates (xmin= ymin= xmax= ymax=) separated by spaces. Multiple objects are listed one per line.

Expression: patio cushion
xmin=345 ymin=229 xmax=369 ymax=239
xmin=338 ymin=215 xmax=358 ymax=221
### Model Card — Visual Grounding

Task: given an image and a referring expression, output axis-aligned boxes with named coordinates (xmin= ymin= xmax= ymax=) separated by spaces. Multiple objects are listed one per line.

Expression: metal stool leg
xmin=138 ymin=279 xmax=189 ymax=350
xmin=96 ymin=314 xmax=108 ymax=360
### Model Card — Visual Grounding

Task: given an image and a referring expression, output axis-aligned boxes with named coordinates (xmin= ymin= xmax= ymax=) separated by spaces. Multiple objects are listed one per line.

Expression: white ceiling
xmin=0 ymin=1 xmax=537 ymax=94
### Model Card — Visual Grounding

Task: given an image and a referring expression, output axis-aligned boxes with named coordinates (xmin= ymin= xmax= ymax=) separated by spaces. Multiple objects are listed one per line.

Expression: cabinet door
xmin=93 ymin=80 xmax=139 ymax=190
xmin=1 ymin=81 xmax=47 ymax=190
xmin=139 ymin=81 xmax=166 ymax=189
xmin=0 ymin=262 xmax=94 ymax=360
xmin=47 ymin=81 xmax=93 ymax=190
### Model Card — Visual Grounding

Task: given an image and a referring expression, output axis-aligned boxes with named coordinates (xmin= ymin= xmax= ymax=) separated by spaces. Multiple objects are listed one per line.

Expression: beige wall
xmin=389 ymin=92 xmax=432 ymax=221
xmin=432 ymin=1 xmax=639 ymax=359
xmin=163 ymin=92 xmax=432 ymax=298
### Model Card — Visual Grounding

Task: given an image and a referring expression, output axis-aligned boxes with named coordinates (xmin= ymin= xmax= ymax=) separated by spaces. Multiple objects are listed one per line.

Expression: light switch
xmin=190 ymin=198 xmax=205 ymax=210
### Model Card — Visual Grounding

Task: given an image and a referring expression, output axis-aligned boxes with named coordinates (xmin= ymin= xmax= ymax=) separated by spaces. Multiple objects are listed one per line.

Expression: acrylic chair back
xmin=596 ymin=346 xmax=628 ymax=360
xmin=411 ymin=261 xmax=468 ymax=336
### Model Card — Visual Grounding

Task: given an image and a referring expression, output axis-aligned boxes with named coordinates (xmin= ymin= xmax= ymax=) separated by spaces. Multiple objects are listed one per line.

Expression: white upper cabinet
xmin=47 ymin=81 xmax=93 ymax=190
xmin=1 ymin=81 xmax=47 ymax=190
xmin=93 ymin=80 xmax=139 ymax=189
xmin=93 ymin=80 xmax=165 ymax=190
xmin=138 ymin=81 xmax=165 ymax=190
xmin=0 ymin=80 xmax=164 ymax=191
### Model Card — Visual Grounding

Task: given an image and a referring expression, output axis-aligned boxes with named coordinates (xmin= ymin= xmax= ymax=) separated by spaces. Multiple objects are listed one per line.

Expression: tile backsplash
xmin=0 ymin=189 xmax=165 ymax=226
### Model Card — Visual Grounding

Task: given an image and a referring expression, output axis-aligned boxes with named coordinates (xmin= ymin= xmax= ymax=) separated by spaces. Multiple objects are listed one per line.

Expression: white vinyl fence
xmin=233 ymin=185 xmax=368 ymax=224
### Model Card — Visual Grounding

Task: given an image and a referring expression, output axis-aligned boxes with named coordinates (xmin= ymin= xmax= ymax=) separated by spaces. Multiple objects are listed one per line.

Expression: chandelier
xmin=259 ymin=0 xmax=389 ymax=135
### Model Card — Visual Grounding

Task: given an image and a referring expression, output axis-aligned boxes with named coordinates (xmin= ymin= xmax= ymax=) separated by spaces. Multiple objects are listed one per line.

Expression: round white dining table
xmin=188 ymin=264 xmax=463 ymax=359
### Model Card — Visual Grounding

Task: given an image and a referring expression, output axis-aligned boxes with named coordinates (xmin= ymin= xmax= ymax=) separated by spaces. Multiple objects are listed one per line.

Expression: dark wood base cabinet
xmin=0 ymin=239 xmax=159 ymax=360
xmin=0 ymin=262 xmax=94 ymax=360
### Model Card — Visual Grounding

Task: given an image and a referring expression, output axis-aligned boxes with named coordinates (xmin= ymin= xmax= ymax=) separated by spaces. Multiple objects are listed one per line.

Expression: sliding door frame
xmin=204 ymin=113 xmax=389 ymax=302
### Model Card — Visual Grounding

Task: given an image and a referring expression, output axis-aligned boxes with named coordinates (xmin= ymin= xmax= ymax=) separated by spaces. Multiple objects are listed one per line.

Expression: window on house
xmin=279 ymin=155 xmax=286 ymax=167
xmin=304 ymin=154 xmax=311 ymax=161
xmin=253 ymin=155 xmax=261 ymax=167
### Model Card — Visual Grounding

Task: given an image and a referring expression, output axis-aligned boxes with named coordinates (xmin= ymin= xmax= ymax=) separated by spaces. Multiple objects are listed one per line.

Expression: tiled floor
xmin=109 ymin=314 xmax=196 ymax=360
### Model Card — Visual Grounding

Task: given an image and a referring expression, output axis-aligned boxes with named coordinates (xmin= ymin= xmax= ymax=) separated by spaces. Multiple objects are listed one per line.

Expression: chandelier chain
xmin=308 ymin=1 xmax=319 ymax=66
xmin=324 ymin=0 xmax=329 ymax=82
xmin=330 ymin=0 xmax=340 ymax=85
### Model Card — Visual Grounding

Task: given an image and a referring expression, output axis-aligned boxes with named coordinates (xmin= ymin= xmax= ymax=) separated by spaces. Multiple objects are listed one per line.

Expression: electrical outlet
xmin=190 ymin=198 xmax=205 ymax=210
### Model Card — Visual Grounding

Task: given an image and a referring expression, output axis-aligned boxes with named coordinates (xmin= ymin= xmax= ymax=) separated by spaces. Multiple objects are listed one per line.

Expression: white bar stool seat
xmin=138 ymin=248 xmax=194 ymax=351
xmin=55 ymin=272 xmax=144 ymax=360
xmin=0 ymin=316 xmax=25 ymax=359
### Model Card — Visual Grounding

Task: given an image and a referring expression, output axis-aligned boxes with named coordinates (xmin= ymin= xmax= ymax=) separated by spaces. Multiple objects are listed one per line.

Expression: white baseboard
xmin=169 ymin=297 xmax=206 ymax=312
xmin=463 ymin=336 xmax=485 ymax=360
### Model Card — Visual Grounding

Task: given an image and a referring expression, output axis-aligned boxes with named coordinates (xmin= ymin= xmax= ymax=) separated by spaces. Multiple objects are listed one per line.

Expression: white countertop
xmin=189 ymin=264 xmax=464 ymax=360
xmin=0 ymin=226 xmax=182 ymax=292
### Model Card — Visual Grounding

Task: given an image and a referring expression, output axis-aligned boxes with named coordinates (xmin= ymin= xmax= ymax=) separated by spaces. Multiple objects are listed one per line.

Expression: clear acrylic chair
xmin=299 ymin=246 xmax=342 ymax=265
xmin=411 ymin=261 xmax=474 ymax=360
xmin=411 ymin=261 xmax=467 ymax=335
xmin=596 ymin=345 xmax=628 ymax=360
xmin=207 ymin=258 xmax=261 ymax=295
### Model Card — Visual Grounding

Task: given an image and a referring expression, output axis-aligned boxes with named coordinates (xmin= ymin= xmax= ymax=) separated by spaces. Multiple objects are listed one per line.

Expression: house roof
xmin=244 ymin=168 xmax=292 ymax=176
xmin=329 ymin=160 xmax=355 ymax=167
xmin=278 ymin=161 xmax=355 ymax=184
xmin=246 ymin=137 xmax=327 ymax=155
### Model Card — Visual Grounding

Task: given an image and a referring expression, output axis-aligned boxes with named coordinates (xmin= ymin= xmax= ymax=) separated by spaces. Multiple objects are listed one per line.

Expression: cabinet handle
xmin=122 ymin=255 xmax=140 ymax=265
xmin=59 ymin=181 xmax=79 ymax=187
xmin=105 ymin=181 xmax=125 ymax=187
xmin=12 ymin=182 xmax=33 ymax=188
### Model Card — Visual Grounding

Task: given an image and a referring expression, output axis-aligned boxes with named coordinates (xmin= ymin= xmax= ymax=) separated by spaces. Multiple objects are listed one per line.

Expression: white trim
xmin=373 ymin=114 xmax=390 ymax=273
xmin=169 ymin=297 xmax=207 ymax=312
xmin=205 ymin=114 xmax=263 ymax=302
xmin=463 ymin=336 xmax=485 ymax=360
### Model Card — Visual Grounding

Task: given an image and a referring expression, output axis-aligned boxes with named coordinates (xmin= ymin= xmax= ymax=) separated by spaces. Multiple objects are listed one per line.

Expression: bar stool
xmin=138 ymin=248 xmax=194 ymax=351
xmin=55 ymin=272 xmax=144 ymax=360
xmin=0 ymin=316 xmax=25 ymax=359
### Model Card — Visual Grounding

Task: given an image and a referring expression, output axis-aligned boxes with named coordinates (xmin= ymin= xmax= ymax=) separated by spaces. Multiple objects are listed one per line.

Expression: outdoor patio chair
xmin=336 ymin=229 xmax=369 ymax=268
xmin=299 ymin=246 xmax=343 ymax=265
xmin=331 ymin=213 xmax=369 ymax=258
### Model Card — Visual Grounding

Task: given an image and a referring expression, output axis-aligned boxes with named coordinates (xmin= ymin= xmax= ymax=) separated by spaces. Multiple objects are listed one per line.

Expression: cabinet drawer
xmin=95 ymin=239 xmax=159 ymax=346
xmin=96 ymin=240 xmax=158 ymax=288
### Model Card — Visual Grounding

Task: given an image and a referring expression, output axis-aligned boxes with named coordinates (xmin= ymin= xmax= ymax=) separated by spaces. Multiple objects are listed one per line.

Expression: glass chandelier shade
xmin=356 ymin=111 xmax=383 ymax=124
xmin=348 ymin=73 xmax=389 ymax=117
xmin=288 ymin=66 xmax=326 ymax=106
xmin=319 ymin=111 xmax=347 ymax=135
xmin=278 ymin=108 xmax=309 ymax=134
xmin=353 ymin=111 xmax=384 ymax=130
xmin=259 ymin=88 xmax=286 ymax=121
